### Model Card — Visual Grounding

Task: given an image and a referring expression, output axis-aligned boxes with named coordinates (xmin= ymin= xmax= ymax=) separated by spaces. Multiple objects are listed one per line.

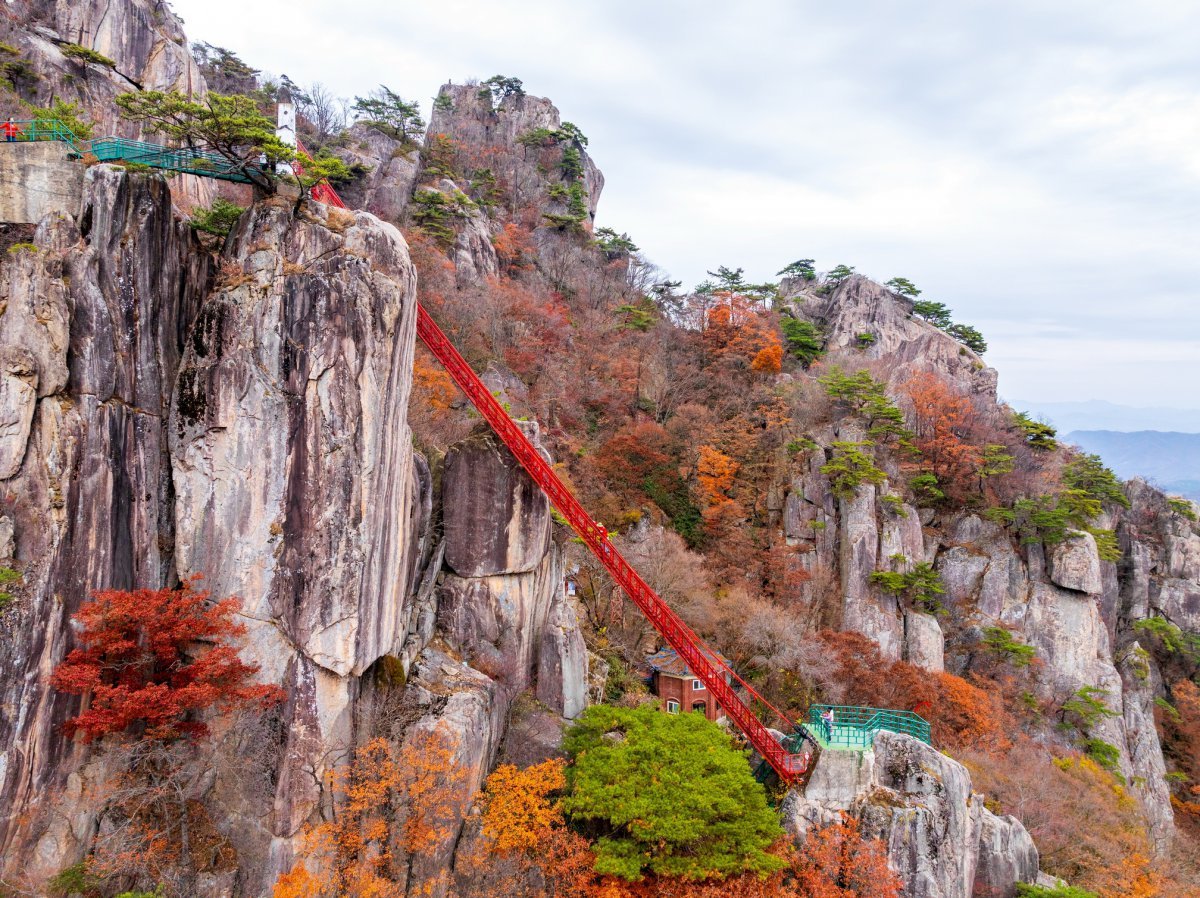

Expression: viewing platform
xmin=804 ymin=704 xmax=931 ymax=751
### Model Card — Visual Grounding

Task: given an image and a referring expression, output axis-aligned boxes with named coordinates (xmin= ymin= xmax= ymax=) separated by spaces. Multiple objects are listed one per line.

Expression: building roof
xmin=646 ymin=645 xmax=732 ymax=678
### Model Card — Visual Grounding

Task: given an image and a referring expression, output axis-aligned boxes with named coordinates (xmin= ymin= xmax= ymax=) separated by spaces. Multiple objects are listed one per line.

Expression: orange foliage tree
xmin=816 ymin=631 xmax=1010 ymax=752
xmin=51 ymin=578 xmax=283 ymax=742
xmin=274 ymin=728 xmax=466 ymax=898
xmin=789 ymin=814 xmax=901 ymax=898
xmin=904 ymin=372 xmax=984 ymax=501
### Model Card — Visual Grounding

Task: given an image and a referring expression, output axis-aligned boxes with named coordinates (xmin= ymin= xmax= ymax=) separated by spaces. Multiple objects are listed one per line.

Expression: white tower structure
xmin=276 ymin=97 xmax=296 ymax=175
xmin=276 ymin=99 xmax=297 ymax=147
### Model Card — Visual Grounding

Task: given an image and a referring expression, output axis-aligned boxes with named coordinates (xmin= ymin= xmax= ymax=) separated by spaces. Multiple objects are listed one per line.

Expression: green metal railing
xmin=4 ymin=120 xmax=262 ymax=184
xmin=88 ymin=137 xmax=260 ymax=183
xmin=807 ymin=704 xmax=931 ymax=750
xmin=5 ymin=119 xmax=83 ymax=152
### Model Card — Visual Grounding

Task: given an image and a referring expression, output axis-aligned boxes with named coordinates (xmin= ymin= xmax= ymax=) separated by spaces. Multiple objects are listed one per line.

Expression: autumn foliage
xmin=469 ymin=758 xmax=899 ymax=898
xmin=274 ymin=728 xmax=467 ymax=898
xmin=789 ymin=814 xmax=901 ymax=898
xmin=51 ymin=578 xmax=282 ymax=742
xmin=904 ymin=371 xmax=983 ymax=500
xmin=816 ymin=630 xmax=1011 ymax=751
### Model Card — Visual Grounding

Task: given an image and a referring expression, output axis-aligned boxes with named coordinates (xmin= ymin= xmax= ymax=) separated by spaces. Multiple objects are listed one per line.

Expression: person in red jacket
xmin=3 ymin=118 xmax=21 ymax=142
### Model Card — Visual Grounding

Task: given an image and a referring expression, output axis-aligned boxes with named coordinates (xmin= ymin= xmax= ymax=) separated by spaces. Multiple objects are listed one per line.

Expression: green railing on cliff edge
xmin=4 ymin=119 xmax=83 ymax=152
xmin=807 ymin=704 xmax=932 ymax=750
xmin=4 ymin=119 xmax=260 ymax=184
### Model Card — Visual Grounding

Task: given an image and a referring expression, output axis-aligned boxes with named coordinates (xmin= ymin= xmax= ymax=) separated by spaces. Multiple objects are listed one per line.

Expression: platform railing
xmin=807 ymin=704 xmax=932 ymax=749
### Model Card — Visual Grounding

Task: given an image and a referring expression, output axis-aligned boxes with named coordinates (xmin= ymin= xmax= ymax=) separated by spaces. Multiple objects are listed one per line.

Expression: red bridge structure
xmin=415 ymin=305 xmax=814 ymax=783
xmin=12 ymin=120 xmax=816 ymax=783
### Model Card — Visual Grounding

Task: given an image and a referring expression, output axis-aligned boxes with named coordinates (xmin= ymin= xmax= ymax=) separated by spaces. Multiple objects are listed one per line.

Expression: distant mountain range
xmin=1065 ymin=431 xmax=1200 ymax=500
xmin=1012 ymin=399 xmax=1200 ymax=434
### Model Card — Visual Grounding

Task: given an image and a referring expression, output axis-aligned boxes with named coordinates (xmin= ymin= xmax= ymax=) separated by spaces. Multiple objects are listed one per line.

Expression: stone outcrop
xmin=427 ymin=83 xmax=604 ymax=227
xmin=443 ymin=425 xmax=552 ymax=578
xmin=333 ymin=126 xmax=421 ymax=224
xmin=0 ymin=142 xmax=85 ymax=225
xmin=782 ymin=275 xmax=997 ymax=397
xmin=172 ymin=198 xmax=419 ymax=681
xmin=1047 ymin=531 xmax=1103 ymax=594
xmin=0 ymin=166 xmax=210 ymax=878
xmin=7 ymin=0 xmax=205 ymax=134
xmin=783 ymin=733 xmax=1038 ymax=898
xmin=437 ymin=421 xmax=587 ymax=717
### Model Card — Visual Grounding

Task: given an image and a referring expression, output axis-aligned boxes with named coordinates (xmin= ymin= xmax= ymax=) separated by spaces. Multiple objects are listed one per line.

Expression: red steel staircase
xmin=415 ymin=305 xmax=812 ymax=783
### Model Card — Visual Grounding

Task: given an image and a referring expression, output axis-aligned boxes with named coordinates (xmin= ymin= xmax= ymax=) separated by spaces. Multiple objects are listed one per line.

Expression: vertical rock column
xmin=0 ymin=167 xmax=209 ymax=879
xmin=170 ymin=199 xmax=420 ymax=879
xmin=437 ymin=422 xmax=586 ymax=718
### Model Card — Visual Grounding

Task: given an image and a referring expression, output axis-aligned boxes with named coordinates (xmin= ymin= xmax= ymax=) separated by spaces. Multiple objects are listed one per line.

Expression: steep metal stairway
xmin=6 ymin=119 xmax=816 ymax=782
xmin=416 ymin=305 xmax=813 ymax=782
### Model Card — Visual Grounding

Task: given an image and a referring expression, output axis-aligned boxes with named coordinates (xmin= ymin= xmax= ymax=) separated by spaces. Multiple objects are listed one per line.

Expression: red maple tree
xmin=52 ymin=578 xmax=283 ymax=742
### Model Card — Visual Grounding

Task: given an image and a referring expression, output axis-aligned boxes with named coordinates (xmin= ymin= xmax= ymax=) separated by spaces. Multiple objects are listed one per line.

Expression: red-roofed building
xmin=646 ymin=646 xmax=731 ymax=722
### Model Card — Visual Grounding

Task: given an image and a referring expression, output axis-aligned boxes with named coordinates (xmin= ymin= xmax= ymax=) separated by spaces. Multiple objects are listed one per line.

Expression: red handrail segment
xmin=294 ymin=138 xmax=347 ymax=209
xmin=415 ymin=305 xmax=810 ymax=783
xmin=299 ymin=172 xmax=808 ymax=782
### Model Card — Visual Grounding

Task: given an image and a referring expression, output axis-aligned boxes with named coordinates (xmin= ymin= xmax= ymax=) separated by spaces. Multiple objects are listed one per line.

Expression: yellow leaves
xmin=1097 ymin=852 xmax=1161 ymax=898
xmin=750 ymin=341 xmax=783 ymax=374
xmin=272 ymin=731 xmax=465 ymax=898
xmin=399 ymin=726 xmax=467 ymax=854
xmin=482 ymin=759 xmax=567 ymax=854
xmin=696 ymin=446 xmax=738 ymax=505
xmin=272 ymin=864 xmax=319 ymax=898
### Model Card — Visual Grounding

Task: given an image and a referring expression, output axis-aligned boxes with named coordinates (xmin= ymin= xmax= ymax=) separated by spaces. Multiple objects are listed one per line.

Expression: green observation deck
xmin=5 ymin=119 xmax=262 ymax=183
xmin=5 ymin=118 xmax=83 ymax=151
xmin=805 ymin=704 xmax=931 ymax=750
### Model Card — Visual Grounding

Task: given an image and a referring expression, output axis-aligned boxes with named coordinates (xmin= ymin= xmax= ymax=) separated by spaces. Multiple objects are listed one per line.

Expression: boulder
xmin=443 ymin=425 xmax=552 ymax=578
xmin=437 ymin=548 xmax=559 ymax=698
xmin=904 ymin=611 xmax=945 ymax=673
xmin=1048 ymin=531 xmax=1103 ymax=594
xmin=973 ymin=809 xmax=1039 ymax=898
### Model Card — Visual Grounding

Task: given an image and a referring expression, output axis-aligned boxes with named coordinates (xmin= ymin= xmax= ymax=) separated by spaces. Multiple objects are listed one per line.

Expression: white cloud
xmin=168 ymin=0 xmax=1200 ymax=411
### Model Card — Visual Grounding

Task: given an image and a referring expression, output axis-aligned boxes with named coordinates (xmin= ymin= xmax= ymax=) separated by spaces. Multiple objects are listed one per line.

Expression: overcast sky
xmin=170 ymin=0 xmax=1200 ymax=414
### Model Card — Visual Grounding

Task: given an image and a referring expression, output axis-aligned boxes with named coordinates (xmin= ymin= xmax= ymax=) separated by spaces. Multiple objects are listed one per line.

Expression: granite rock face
xmin=428 ymin=83 xmax=604 ymax=228
xmin=334 ymin=126 xmax=422 ymax=224
xmin=1047 ymin=531 xmax=1103 ymax=594
xmin=973 ymin=810 xmax=1040 ymax=898
xmin=172 ymin=198 xmax=419 ymax=681
xmin=10 ymin=0 xmax=205 ymax=134
xmin=443 ymin=425 xmax=552 ymax=578
xmin=783 ymin=733 xmax=1038 ymax=898
xmin=0 ymin=167 xmax=210 ymax=878
xmin=782 ymin=275 xmax=997 ymax=397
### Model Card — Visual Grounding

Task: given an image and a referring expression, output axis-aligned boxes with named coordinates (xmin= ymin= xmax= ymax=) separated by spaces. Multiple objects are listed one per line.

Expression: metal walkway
xmin=8 ymin=117 xmax=931 ymax=785
xmin=8 ymin=118 xmax=262 ymax=183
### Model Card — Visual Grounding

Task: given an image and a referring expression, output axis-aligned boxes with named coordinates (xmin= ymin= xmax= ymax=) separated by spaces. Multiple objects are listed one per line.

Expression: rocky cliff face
xmin=426 ymin=83 xmax=604 ymax=227
xmin=1 ymin=7 xmax=1196 ymax=890
xmin=0 ymin=156 xmax=589 ymax=894
xmin=784 ymin=733 xmax=1039 ymax=898
xmin=775 ymin=276 xmax=1183 ymax=856
xmin=3 ymin=0 xmax=205 ymax=132
xmin=0 ymin=166 xmax=210 ymax=877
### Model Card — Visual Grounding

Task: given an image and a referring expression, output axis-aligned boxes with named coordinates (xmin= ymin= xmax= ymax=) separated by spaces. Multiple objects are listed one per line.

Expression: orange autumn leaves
xmin=277 ymin=748 xmax=900 ymax=897
xmin=274 ymin=730 xmax=466 ymax=898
